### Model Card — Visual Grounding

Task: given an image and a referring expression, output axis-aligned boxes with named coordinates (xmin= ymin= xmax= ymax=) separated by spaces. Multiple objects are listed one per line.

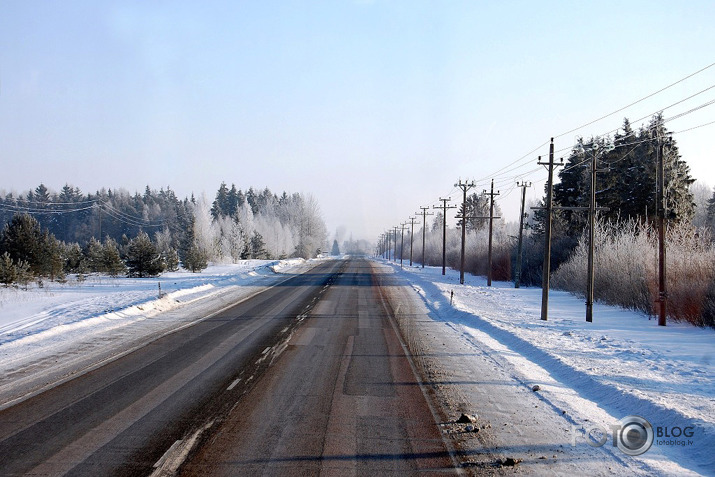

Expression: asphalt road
xmin=178 ymin=258 xmax=457 ymax=476
xmin=0 ymin=258 xmax=458 ymax=476
xmin=0 ymin=260 xmax=343 ymax=476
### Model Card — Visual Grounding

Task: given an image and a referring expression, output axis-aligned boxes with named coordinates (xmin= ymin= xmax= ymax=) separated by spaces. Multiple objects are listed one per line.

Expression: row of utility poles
xmin=377 ymin=135 xmax=669 ymax=326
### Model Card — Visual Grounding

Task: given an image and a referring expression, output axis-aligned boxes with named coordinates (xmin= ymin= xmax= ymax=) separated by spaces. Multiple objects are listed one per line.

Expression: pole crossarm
xmin=455 ymin=179 xmax=476 ymax=285
xmin=539 ymin=139 xmax=564 ymax=321
xmin=483 ymin=179 xmax=500 ymax=286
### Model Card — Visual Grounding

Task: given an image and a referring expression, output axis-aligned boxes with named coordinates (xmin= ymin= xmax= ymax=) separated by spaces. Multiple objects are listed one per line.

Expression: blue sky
xmin=1 ymin=1 xmax=714 ymax=240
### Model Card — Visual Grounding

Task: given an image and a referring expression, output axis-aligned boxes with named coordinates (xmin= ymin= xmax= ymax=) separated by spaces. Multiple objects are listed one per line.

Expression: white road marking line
xmin=227 ymin=378 xmax=241 ymax=391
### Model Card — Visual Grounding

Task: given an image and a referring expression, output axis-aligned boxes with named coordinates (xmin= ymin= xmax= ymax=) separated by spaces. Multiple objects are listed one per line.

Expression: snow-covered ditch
xmin=0 ymin=258 xmax=314 ymax=408
xmin=378 ymin=260 xmax=714 ymax=476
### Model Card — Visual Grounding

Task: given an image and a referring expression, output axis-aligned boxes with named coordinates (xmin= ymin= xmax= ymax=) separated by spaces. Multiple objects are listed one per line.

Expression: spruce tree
xmin=250 ymin=231 xmax=268 ymax=259
xmin=553 ymin=114 xmax=694 ymax=232
xmin=331 ymin=239 xmax=340 ymax=256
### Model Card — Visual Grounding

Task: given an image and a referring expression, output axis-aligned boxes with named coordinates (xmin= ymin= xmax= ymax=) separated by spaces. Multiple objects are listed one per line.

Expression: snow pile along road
xmin=0 ymin=259 xmax=313 ymax=408
xmin=379 ymin=260 xmax=714 ymax=476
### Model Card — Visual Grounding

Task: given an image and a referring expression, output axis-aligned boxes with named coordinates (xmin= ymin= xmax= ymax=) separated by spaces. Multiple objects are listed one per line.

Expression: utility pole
xmin=585 ymin=145 xmax=610 ymax=323
xmin=386 ymin=230 xmax=391 ymax=261
xmin=408 ymin=216 xmax=417 ymax=267
xmin=399 ymin=222 xmax=407 ymax=268
xmin=538 ymin=142 xmax=607 ymax=323
xmin=657 ymin=133 xmax=667 ymax=326
xmin=417 ymin=206 xmax=434 ymax=269
xmin=515 ymin=181 xmax=531 ymax=289
xmin=484 ymin=179 xmax=500 ymax=287
xmin=393 ymin=226 xmax=399 ymax=263
xmin=434 ymin=198 xmax=456 ymax=275
xmin=455 ymin=179 xmax=476 ymax=285
xmin=533 ymin=139 xmax=563 ymax=321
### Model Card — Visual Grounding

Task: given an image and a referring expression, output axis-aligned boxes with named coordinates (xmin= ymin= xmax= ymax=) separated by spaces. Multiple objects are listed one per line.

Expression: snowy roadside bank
xmin=377 ymin=259 xmax=714 ymax=476
xmin=0 ymin=258 xmax=318 ymax=409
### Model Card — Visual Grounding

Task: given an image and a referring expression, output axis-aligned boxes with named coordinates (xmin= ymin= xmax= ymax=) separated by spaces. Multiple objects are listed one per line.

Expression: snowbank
xmin=380 ymin=260 xmax=714 ymax=476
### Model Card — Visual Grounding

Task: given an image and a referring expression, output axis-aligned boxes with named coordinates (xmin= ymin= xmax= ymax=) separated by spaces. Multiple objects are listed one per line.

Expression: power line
xmin=553 ymin=61 xmax=715 ymax=140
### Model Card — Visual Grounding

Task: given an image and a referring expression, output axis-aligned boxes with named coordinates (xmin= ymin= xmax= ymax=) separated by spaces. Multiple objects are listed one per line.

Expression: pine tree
xmin=162 ymin=248 xmax=180 ymax=272
xmin=126 ymin=232 xmax=165 ymax=277
xmin=331 ymin=240 xmax=340 ymax=256
xmin=183 ymin=242 xmax=208 ymax=272
xmin=103 ymin=238 xmax=127 ymax=277
xmin=0 ymin=252 xmax=17 ymax=286
xmin=40 ymin=232 xmax=64 ymax=281
xmin=63 ymin=242 xmax=86 ymax=274
xmin=0 ymin=214 xmax=44 ymax=276
xmin=86 ymin=237 xmax=105 ymax=272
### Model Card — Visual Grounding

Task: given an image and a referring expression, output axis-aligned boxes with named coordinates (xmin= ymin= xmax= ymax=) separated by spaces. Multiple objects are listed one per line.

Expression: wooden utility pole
xmin=585 ymin=145 xmax=608 ymax=323
xmin=393 ymin=226 xmax=399 ymax=263
xmin=417 ymin=206 xmax=434 ymax=269
xmin=408 ymin=216 xmax=417 ymax=267
xmin=455 ymin=179 xmax=476 ymax=285
xmin=533 ymin=139 xmax=563 ymax=321
xmin=484 ymin=179 xmax=500 ymax=287
xmin=399 ymin=222 xmax=407 ymax=268
xmin=515 ymin=181 xmax=531 ymax=289
xmin=434 ymin=198 xmax=457 ymax=275
xmin=386 ymin=230 xmax=391 ymax=261
xmin=657 ymin=133 xmax=667 ymax=326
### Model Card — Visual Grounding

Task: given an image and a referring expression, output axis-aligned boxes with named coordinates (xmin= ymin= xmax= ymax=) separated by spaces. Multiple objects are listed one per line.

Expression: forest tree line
xmin=0 ymin=183 xmax=327 ymax=284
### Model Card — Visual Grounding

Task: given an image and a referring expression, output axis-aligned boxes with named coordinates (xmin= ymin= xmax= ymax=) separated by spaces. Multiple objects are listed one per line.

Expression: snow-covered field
xmin=0 ymin=259 xmax=314 ymax=408
xmin=379 ymin=259 xmax=714 ymax=476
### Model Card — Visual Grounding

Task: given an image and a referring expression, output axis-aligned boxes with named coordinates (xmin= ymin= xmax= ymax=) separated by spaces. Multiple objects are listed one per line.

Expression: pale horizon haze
xmin=1 ymin=1 xmax=714 ymax=242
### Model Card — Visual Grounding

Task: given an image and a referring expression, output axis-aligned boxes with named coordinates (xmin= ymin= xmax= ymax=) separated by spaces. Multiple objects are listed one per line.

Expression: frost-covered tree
xmin=180 ymin=214 xmax=208 ymax=273
xmin=706 ymin=187 xmax=715 ymax=232
xmin=154 ymin=228 xmax=179 ymax=271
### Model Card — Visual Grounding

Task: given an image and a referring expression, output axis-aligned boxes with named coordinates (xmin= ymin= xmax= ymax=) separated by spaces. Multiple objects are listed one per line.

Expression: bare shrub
xmin=659 ymin=225 xmax=715 ymax=325
xmin=552 ymin=218 xmax=715 ymax=327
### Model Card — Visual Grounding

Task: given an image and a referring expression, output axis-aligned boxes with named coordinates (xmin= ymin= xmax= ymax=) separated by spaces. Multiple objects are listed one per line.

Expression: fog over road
xmin=0 ymin=259 xmax=459 ymax=476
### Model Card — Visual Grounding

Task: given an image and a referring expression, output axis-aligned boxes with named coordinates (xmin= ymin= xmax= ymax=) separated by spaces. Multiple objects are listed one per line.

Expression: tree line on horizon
xmin=0 ymin=183 xmax=328 ymax=284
